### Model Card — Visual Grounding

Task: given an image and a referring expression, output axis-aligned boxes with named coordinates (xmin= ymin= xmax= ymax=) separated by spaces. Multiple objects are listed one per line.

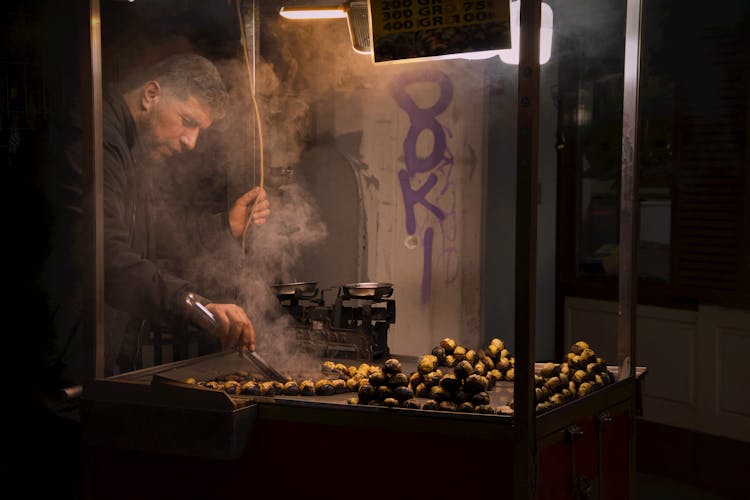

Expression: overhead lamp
xmin=498 ymin=1 xmax=554 ymax=65
xmin=279 ymin=5 xmax=347 ymax=20
xmin=279 ymin=1 xmax=371 ymax=54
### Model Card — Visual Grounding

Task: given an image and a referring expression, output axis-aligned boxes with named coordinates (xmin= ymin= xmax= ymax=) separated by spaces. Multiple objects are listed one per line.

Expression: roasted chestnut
xmin=454 ymin=390 xmax=468 ymax=404
xmin=282 ymin=381 xmax=300 ymax=396
xmin=357 ymin=383 xmax=376 ymax=403
xmin=393 ymin=386 xmax=415 ymax=402
xmin=382 ymin=397 xmax=399 ymax=408
xmin=549 ymin=393 xmax=566 ymax=406
xmin=384 ymin=358 xmax=402 ymax=375
xmin=241 ymin=380 xmax=260 ymax=396
xmin=368 ymin=372 xmax=386 ymax=387
xmin=387 ymin=372 xmax=409 ymax=388
xmin=570 ymin=340 xmax=590 ymax=355
xmin=415 ymin=382 xmax=430 ymax=398
xmin=423 ymin=371 xmax=442 ymax=387
xmin=418 ymin=354 xmax=438 ymax=374
xmin=489 ymin=338 xmax=505 ymax=351
xmin=331 ymin=379 xmax=348 ymax=394
xmin=346 ymin=376 xmax=361 ymax=392
xmin=431 ymin=346 xmax=447 ymax=365
xmin=540 ymin=362 xmax=559 ymax=378
xmin=429 ymin=385 xmax=451 ymax=402
xmin=223 ymin=380 xmax=240 ymax=394
xmin=578 ymin=382 xmax=593 ymax=397
xmin=471 ymin=391 xmax=491 ymax=407
xmin=496 ymin=357 xmax=511 ymax=372
xmin=421 ymin=399 xmax=439 ymax=411
xmin=453 ymin=345 xmax=467 ymax=362
xmin=439 ymin=337 xmax=457 ymax=354
xmin=545 ymin=376 xmax=562 ymax=393
xmin=258 ymin=381 xmax=277 ymax=396
xmin=376 ymin=386 xmax=394 ymax=400
xmin=408 ymin=372 xmax=423 ymax=390
xmin=454 ymin=360 xmax=474 ymax=379
xmin=487 ymin=369 xmax=502 ymax=385
xmin=438 ymin=373 xmax=462 ymax=392
xmin=487 ymin=343 xmax=502 ymax=359
xmin=314 ymin=380 xmax=336 ymax=397
xmin=473 ymin=361 xmax=486 ymax=376
xmin=463 ymin=374 xmax=488 ymax=394
xmin=457 ymin=402 xmax=475 ymax=413
xmin=299 ymin=380 xmax=315 ymax=396
xmin=573 ymin=369 xmax=588 ymax=385
xmin=438 ymin=400 xmax=458 ymax=412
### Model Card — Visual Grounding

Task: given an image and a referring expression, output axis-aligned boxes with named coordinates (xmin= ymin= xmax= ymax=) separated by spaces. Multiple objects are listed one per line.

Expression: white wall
xmin=565 ymin=297 xmax=750 ymax=443
xmin=298 ymin=60 xmax=490 ymax=357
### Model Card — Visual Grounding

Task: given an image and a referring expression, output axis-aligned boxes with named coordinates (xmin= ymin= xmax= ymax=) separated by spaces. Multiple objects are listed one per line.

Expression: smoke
xmin=134 ymin=3 xmax=503 ymax=370
xmin=141 ymin=35 xmax=330 ymax=369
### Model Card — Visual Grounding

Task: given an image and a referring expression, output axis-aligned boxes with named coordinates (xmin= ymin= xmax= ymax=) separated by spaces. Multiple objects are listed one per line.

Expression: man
xmin=11 ymin=53 xmax=268 ymax=499
xmin=43 ymin=52 xmax=269 ymax=387
xmin=100 ymin=53 xmax=270 ymax=374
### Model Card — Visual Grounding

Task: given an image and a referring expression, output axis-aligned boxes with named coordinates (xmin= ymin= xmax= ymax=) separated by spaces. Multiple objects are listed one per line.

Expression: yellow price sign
xmin=370 ymin=0 xmax=511 ymax=62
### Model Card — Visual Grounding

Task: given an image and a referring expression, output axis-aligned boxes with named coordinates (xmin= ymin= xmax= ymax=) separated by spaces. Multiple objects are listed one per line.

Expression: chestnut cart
xmin=76 ymin=1 xmax=646 ymax=499
xmin=81 ymin=351 xmax=646 ymax=499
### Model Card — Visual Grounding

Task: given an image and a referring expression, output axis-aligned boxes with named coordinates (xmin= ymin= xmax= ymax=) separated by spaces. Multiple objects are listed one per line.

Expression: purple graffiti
xmin=388 ymin=70 xmax=454 ymax=175
xmin=389 ymin=70 xmax=456 ymax=304
xmin=398 ymin=170 xmax=445 ymax=235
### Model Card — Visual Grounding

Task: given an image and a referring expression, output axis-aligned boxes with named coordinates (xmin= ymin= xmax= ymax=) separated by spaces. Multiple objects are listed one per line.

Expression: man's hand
xmin=204 ymin=302 xmax=256 ymax=351
xmin=229 ymin=187 xmax=270 ymax=239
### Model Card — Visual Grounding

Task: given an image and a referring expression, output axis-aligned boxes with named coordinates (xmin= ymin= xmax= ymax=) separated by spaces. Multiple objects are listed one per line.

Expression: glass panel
xmin=549 ymin=0 xmax=630 ymax=279
xmin=551 ymin=0 xmax=672 ymax=283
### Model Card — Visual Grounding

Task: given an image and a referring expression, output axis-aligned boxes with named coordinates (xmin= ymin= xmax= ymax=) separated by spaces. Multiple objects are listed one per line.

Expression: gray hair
xmin=140 ymin=53 xmax=228 ymax=119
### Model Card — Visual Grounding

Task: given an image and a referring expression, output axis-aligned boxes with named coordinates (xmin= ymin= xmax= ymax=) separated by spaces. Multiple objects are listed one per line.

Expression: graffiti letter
xmin=398 ymin=170 xmax=446 ymax=235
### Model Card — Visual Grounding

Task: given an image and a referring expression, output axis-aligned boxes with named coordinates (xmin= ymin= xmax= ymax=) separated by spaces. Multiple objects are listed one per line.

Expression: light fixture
xmin=279 ymin=5 xmax=347 ymax=20
xmin=279 ymin=1 xmax=371 ymax=54
xmin=498 ymin=1 xmax=554 ymax=65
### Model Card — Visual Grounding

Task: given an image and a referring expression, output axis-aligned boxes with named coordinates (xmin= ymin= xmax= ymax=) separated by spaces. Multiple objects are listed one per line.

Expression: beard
xmin=134 ymin=112 xmax=168 ymax=164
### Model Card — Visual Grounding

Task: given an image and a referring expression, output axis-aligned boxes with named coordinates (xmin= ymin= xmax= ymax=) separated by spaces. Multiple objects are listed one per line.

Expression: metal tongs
xmin=185 ymin=293 xmax=287 ymax=382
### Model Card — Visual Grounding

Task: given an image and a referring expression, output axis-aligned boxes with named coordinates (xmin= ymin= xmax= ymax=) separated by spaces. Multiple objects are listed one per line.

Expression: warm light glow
xmin=279 ymin=6 xmax=347 ymax=20
xmin=424 ymin=50 xmax=502 ymax=62
xmin=498 ymin=1 xmax=554 ymax=65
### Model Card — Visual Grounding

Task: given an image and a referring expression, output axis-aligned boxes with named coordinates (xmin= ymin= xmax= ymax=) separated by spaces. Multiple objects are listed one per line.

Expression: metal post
xmin=513 ymin=1 xmax=541 ymax=499
xmin=80 ymin=0 xmax=104 ymax=381
xmin=619 ymin=0 xmax=643 ymax=498
xmin=618 ymin=0 xmax=643 ymax=382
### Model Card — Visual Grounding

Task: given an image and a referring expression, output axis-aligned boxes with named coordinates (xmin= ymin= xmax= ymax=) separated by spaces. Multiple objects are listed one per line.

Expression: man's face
xmin=139 ymin=85 xmax=214 ymax=162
